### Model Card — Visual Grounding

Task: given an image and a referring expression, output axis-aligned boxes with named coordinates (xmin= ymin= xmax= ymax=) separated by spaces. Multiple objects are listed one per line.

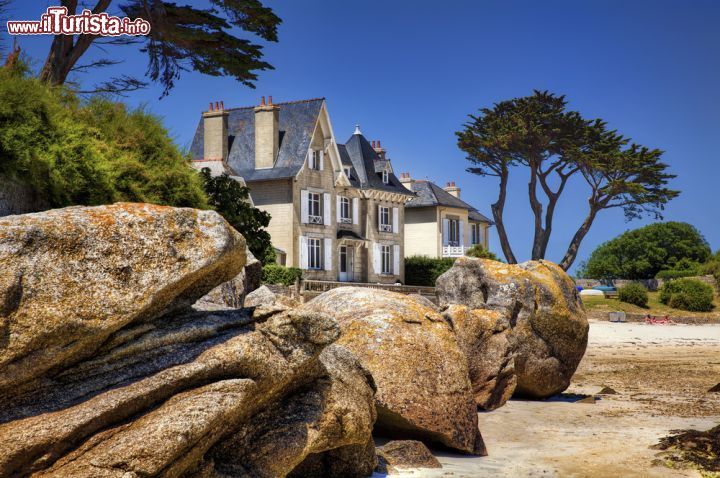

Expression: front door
xmin=339 ymin=246 xmax=353 ymax=282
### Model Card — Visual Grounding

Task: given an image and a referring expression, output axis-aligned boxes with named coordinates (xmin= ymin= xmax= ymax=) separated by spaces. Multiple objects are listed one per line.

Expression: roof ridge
xmin=223 ymin=97 xmax=326 ymax=112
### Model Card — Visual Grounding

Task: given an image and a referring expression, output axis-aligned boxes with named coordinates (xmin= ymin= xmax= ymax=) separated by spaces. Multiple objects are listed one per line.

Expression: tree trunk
xmin=492 ymin=170 xmax=517 ymax=264
xmin=559 ymin=204 xmax=599 ymax=271
xmin=38 ymin=0 xmax=112 ymax=86
xmin=528 ymin=165 xmax=545 ymax=260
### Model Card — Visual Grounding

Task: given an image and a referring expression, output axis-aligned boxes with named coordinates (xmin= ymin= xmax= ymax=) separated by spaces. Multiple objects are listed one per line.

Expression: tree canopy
xmin=0 ymin=64 xmax=207 ymax=207
xmin=457 ymin=90 xmax=679 ymax=270
xmin=578 ymin=222 xmax=712 ymax=280
xmin=200 ymin=169 xmax=275 ymax=264
xmin=36 ymin=0 xmax=281 ymax=96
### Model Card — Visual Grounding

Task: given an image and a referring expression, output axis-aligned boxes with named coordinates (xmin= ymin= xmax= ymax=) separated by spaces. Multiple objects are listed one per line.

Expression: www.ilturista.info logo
xmin=7 ymin=7 xmax=151 ymax=36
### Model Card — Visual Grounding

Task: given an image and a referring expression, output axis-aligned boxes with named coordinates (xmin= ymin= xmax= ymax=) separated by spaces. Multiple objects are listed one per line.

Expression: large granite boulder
xmin=0 ymin=308 xmax=374 ymax=477
xmin=300 ymin=287 xmax=486 ymax=455
xmin=437 ymin=258 xmax=589 ymax=400
xmin=197 ymin=250 xmax=263 ymax=308
xmin=0 ymin=203 xmax=246 ymax=392
xmin=0 ymin=204 xmax=378 ymax=477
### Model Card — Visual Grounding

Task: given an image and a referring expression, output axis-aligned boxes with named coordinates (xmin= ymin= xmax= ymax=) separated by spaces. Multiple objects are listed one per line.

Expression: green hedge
xmin=405 ymin=256 xmax=456 ymax=286
xmin=655 ymin=269 xmax=698 ymax=280
xmin=659 ymin=278 xmax=714 ymax=312
xmin=618 ymin=283 xmax=649 ymax=308
xmin=262 ymin=264 xmax=302 ymax=286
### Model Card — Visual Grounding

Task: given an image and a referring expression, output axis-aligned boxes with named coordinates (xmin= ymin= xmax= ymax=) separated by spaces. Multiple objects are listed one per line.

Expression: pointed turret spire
xmin=353 ymin=124 xmax=362 ymax=135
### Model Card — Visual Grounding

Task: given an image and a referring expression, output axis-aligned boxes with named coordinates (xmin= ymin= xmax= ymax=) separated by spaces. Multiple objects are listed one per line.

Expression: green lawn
xmin=581 ymin=291 xmax=720 ymax=319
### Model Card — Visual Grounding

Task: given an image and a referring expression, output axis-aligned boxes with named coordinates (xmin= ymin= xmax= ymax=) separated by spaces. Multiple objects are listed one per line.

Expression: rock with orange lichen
xmin=300 ymin=287 xmax=486 ymax=456
xmin=0 ymin=202 xmax=246 ymax=393
xmin=437 ymin=258 xmax=588 ymax=399
xmin=442 ymin=304 xmax=516 ymax=410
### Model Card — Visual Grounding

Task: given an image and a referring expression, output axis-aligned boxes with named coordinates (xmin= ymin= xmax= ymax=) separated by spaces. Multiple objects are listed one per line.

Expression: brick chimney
xmin=202 ymin=100 xmax=229 ymax=162
xmin=254 ymin=96 xmax=279 ymax=169
xmin=444 ymin=181 xmax=461 ymax=198
xmin=373 ymin=140 xmax=386 ymax=161
xmin=399 ymin=172 xmax=415 ymax=191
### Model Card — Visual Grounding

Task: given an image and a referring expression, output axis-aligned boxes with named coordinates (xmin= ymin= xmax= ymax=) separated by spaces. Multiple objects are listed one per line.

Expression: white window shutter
xmin=336 ymin=195 xmax=342 ymax=222
xmin=323 ymin=193 xmax=331 ymax=225
xmin=319 ymin=150 xmax=324 ymax=170
xmin=377 ymin=204 xmax=382 ymax=229
xmin=352 ymin=198 xmax=359 ymax=225
xmin=373 ymin=243 xmax=380 ymax=274
xmin=392 ymin=207 xmax=399 ymax=233
xmin=393 ymin=244 xmax=400 ymax=275
xmin=459 ymin=220 xmax=465 ymax=247
xmin=301 ymin=190 xmax=309 ymax=224
xmin=299 ymin=236 xmax=308 ymax=269
xmin=442 ymin=218 xmax=450 ymax=246
xmin=324 ymin=238 xmax=333 ymax=271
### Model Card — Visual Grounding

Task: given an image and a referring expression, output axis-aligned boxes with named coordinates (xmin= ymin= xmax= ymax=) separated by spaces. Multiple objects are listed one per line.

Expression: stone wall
xmin=0 ymin=177 xmax=49 ymax=217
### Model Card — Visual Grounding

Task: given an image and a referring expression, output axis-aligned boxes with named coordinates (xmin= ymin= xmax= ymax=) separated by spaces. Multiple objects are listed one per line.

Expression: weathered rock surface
xmin=300 ymin=287 xmax=486 ymax=455
xmin=197 ymin=250 xmax=263 ymax=308
xmin=245 ymin=284 xmax=280 ymax=308
xmin=0 ymin=203 xmax=246 ymax=392
xmin=0 ymin=308 xmax=353 ymax=477
xmin=208 ymin=345 xmax=378 ymax=478
xmin=0 ymin=204 xmax=378 ymax=478
xmin=442 ymin=304 xmax=516 ymax=410
xmin=437 ymin=258 xmax=589 ymax=400
xmin=376 ymin=440 xmax=442 ymax=474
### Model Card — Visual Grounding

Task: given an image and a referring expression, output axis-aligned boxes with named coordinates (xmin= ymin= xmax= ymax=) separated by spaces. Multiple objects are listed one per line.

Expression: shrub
xmin=405 ymin=256 xmax=456 ymax=286
xmin=659 ymin=278 xmax=715 ymax=312
xmin=0 ymin=68 xmax=207 ymax=209
xmin=465 ymin=244 xmax=500 ymax=261
xmin=655 ymin=269 xmax=698 ymax=280
xmin=617 ymin=283 xmax=649 ymax=308
xmin=262 ymin=264 xmax=302 ymax=286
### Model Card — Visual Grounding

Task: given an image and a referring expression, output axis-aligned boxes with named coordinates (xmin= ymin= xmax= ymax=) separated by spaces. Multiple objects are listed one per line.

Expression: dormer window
xmin=344 ymin=167 xmax=352 ymax=179
xmin=309 ymin=150 xmax=323 ymax=171
xmin=382 ymin=170 xmax=389 ymax=184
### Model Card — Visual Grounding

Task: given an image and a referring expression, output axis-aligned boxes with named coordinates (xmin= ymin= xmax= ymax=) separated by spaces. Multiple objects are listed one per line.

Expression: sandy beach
xmin=374 ymin=320 xmax=720 ymax=477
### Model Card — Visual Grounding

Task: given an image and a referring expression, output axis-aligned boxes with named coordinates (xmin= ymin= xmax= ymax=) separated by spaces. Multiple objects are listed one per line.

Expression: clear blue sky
xmin=8 ymin=1 xmax=720 ymax=271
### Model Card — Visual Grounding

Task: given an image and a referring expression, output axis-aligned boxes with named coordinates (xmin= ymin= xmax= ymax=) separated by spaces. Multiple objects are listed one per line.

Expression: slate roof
xmin=342 ymin=132 xmax=413 ymax=196
xmin=407 ymin=180 xmax=493 ymax=224
xmin=190 ymin=98 xmax=325 ymax=181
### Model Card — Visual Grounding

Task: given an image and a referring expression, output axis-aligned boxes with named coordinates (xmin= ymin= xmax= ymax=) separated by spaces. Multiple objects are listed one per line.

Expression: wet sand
xmin=374 ymin=320 xmax=720 ymax=477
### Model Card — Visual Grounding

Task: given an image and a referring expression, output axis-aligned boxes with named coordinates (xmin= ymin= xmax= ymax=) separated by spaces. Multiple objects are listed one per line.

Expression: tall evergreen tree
xmin=457 ymin=91 xmax=679 ymax=270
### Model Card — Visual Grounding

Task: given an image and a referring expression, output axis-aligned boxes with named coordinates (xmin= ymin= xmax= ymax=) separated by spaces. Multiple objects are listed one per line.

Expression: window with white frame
xmin=309 ymin=150 xmax=322 ymax=170
xmin=308 ymin=192 xmax=322 ymax=224
xmin=344 ymin=167 xmax=353 ymax=179
xmin=382 ymin=170 xmax=389 ymax=184
xmin=339 ymin=196 xmax=351 ymax=223
xmin=379 ymin=206 xmax=391 ymax=232
xmin=448 ymin=219 xmax=460 ymax=246
xmin=470 ymin=224 xmax=481 ymax=245
xmin=307 ymin=238 xmax=322 ymax=269
xmin=381 ymin=245 xmax=392 ymax=274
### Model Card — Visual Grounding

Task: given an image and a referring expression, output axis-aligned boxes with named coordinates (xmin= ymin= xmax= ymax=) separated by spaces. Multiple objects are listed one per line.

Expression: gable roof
xmin=407 ymin=180 xmax=493 ymax=224
xmin=341 ymin=132 xmax=413 ymax=196
xmin=190 ymin=98 xmax=324 ymax=181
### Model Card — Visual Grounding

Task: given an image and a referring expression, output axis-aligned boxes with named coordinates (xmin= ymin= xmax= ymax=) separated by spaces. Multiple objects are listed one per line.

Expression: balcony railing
xmin=308 ymin=215 xmax=323 ymax=225
xmin=379 ymin=223 xmax=392 ymax=233
xmin=442 ymin=245 xmax=468 ymax=257
xmin=339 ymin=217 xmax=352 ymax=224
